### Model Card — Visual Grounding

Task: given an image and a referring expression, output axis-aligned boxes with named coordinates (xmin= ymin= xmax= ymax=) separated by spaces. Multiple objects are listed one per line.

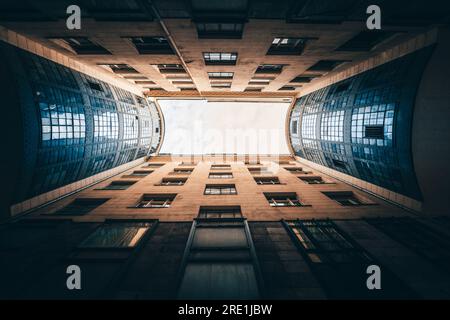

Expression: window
xmin=301 ymin=114 xmax=318 ymax=139
xmin=290 ymin=75 xmax=319 ymax=83
xmin=157 ymin=64 xmax=186 ymax=74
xmin=279 ymin=86 xmax=296 ymax=91
xmin=128 ymin=36 xmax=173 ymax=54
xmin=211 ymin=83 xmax=231 ymax=88
xmin=123 ymin=170 xmax=152 ymax=178
xmin=264 ymin=192 xmax=303 ymax=207
xmin=267 ymin=37 xmax=310 ymax=55
xmin=321 ymin=111 xmax=344 ymax=142
xmin=254 ymin=177 xmax=281 ymax=185
xmin=331 ymin=158 xmax=347 ymax=170
xmin=100 ymin=180 xmax=136 ymax=190
xmin=203 ymin=52 xmax=238 ymax=65
xmin=365 ymin=125 xmax=384 ymax=139
xmin=336 ymin=30 xmax=397 ymax=51
xmin=52 ymin=37 xmax=111 ymax=55
xmin=145 ymin=163 xmax=165 ymax=168
xmin=291 ymin=120 xmax=298 ymax=134
xmin=52 ymin=198 xmax=109 ymax=216
xmin=135 ymin=194 xmax=176 ymax=208
xmin=178 ymin=219 xmax=260 ymax=299
xmin=208 ymin=72 xmax=234 ymax=79
xmin=204 ymin=184 xmax=237 ymax=195
xmin=197 ymin=22 xmax=244 ymax=39
xmin=307 ymin=60 xmax=349 ymax=72
xmin=351 ymin=105 xmax=393 ymax=146
xmin=159 ymin=177 xmax=187 ymax=186
xmin=198 ymin=206 xmax=243 ymax=219
xmin=100 ymin=64 xmax=138 ymax=74
xmin=245 ymin=87 xmax=262 ymax=92
xmin=79 ymin=222 xmax=152 ymax=248
xmin=173 ymin=168 xmax=194 ymax=174
xmin=322 ymin=191 xmax=368 ymax=206
xmin=299 ymin=176 xmax=326 ymax=184
xmin=284 ymin=167 xmax=305 ymax=173
xmin=87 ymin=81 xmax=103 ymax=92
xmin=209 ymin=172 xmax=233 ymax=179
xmin=255 ymin=64 xmax=283 ymax=74
xmin=285 ymin=219 xmax=413 ymax=299
xmin=211 ymin=164 xmax=231 ymax=170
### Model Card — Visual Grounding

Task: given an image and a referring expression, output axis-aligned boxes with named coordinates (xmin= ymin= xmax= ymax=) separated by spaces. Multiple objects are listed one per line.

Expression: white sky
xmin=158 ymin=99 xmax=290 ymax=155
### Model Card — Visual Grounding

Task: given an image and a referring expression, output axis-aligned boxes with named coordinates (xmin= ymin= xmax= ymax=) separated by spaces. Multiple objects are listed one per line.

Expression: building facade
xmin=1 ymin=155 xmax=450 ymax=299
xmin=1 ymin=0 xmax=450 ymax=300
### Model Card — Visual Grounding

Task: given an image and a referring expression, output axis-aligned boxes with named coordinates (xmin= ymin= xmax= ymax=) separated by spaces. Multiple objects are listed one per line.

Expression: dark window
xmin=159 ymin=177 xmax=187 ymax=186
xmin=79 ymin=222 xmax=152 ymax=248
xmin=157 ymin=64 xmax=186 ymax=74
xmin=53 ymin=198 xmax=109 ymax=216
xmin=290 ymin=75 xmax=319 ymax=83
xmin=135 ymin=80 xmax=156 ymax=85
xmin=367 ymin=217 xmax=450 ymax=273
xmin=307 ymin=60 xmax=349 ymax=72
xmin=100 ymin=180 xmax=136 ymax=190
xmin=100 ymin=64 xmax=138 ymax=74
xmin=255 ymin=64 xmax=283 ymax=74
xmin=197 ymin=22 xmax=244 ymax=39
xmin=178 ymin=218 xmax=260 ymax=299
xmin=284 ymin=167 xmax=305 ymax=173
xmin=145 ymin=162 xmax=165 ymax=168
xmin=87 ymin=81 xmax=103 ymax=92
xmin=285 ymin=220 xmax=371 ymax=297
xmin=129 ymin=36 xmax=174 ymax=54
xmin=331 ymin=158 xmax=347 ymax=169
xmin=267 ymin=37 xmax=310 ymax=55
xmin=123 ymin=170 xmax=152 ymax=178
xmin=322 ymin=191 xmax=365 ymax=206
xmin=209 ymin=172 xmax=233 ymax=179
xmin=208 ymin=72 xmax=234 ymax=79
xmin=365 ymin=125 xmax=384 ymax=139
xmin=204 ymin=184 xmax=237 ymax=195
xmin=244 ymin=87 xmax=262 ymax=92
xmin=55 ymin=37 xmax=110 ymax=54
xmin=292 ymin=120 xmax=298 ymax=134
xmin=254 ymin=177 xmax=281 ymax=185
xmin=203 ymin=52 xmax=238 ymax=65
xmin=135 ymin=194 xmax=176 ymax=208
xmin=299 ymin=176 xmax=326 ymax=184
xmin=198 ymin=206 xmax=243 ymax=219
xmin=336 ymin=30 xmax=397 ymax=51
xmin=279 ymin=86 xmax=296 ymax=91
xmin=264 ymin=192 xmax=303 ymax=207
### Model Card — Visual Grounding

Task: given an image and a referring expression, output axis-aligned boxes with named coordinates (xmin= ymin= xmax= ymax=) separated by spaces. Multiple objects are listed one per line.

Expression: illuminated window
xmin=136 ymin=194 xmax=176 ymax=208
xmin=203 ymin=52 xmax=238 ymax=65
xmin=79 ymin=222 xmax=152 ymax=248
xmin=321 ymin=111 xmax=344 ymax=142
xmin=209 ymin=172 xmax=233 ymax=179
xmin=301 ymin=114 xmax=317 ymax=139
xmin=264 ymin=192 xmax=303 ymax=207
xmin=204 ymin=184 xmax=237 ymax=195
xmin=351 ymin=104 xmax=394 ymax=146
xmin=93 ymin=109 xmax=119 ymax=142
xmin=267 ymin=37 xmax=310 ymax=55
